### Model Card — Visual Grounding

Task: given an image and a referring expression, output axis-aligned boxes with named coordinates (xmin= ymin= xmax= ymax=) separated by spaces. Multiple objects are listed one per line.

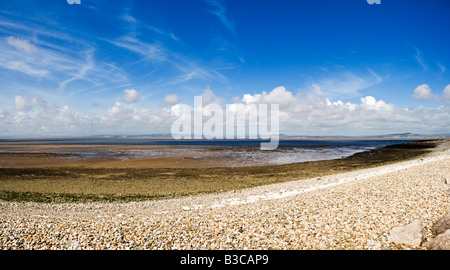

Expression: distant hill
xmin=279 ymin=132 xmax=450 ymax=139
xmin=92 ymin=132 xmax=449 ymax=139
xmin=363 ymin=132 xmax=449 ymax=138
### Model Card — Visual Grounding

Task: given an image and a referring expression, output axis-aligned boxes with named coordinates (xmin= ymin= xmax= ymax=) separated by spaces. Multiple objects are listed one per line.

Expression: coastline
xmin=0 ymin=139 xmax=448 ymax=250
xmin=0 ymin=137 xmax=427 ymax=169
xmin=0 ymin=139 xmax=441 ymax=202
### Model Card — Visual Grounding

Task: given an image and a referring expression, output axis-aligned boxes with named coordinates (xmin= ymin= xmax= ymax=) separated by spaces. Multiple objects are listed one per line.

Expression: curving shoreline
xmin=0 ymin=140 xmax=440 ymax=202
xmin=0 ymin=139 xmax=448 ymax=250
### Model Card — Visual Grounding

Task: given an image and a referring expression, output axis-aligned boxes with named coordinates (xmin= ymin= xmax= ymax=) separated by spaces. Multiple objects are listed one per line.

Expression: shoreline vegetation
xmin=0 ymin=139 xmax=442 ymax=203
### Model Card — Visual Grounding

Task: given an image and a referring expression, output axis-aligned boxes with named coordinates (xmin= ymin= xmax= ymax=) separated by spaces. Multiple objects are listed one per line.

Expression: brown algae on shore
xmin=0 ymin=140 xmax=440 ymax=203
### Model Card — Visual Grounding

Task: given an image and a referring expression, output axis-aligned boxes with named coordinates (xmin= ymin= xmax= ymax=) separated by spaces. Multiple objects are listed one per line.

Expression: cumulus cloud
xmin=109 ymin=102 xmax=123 ymax=117
xmin=0 ymin=108 xmax=8 ymax=118
xmin=241 ymin=86 xmax=297 ymax=108
xmin=2 ymin=87 xmax=450 ymax=138
xmin=413 ymin=84 xmax=450 ymax=103
xmin=14 ymin=96 xmax=49 ymax=112
xmin=361 ymin=96 xmax=393 ymax=111
xmin=412 ymin=84 xmax=436 ymax=101
xmin=101 ymin=100 xmax=172 ymax=130
xmin=163 ymin=94 xmax=179 ymax=105
xmin=14 ymin=96 xmax=31 ymax=111
xmin=227 ymin=86 xmax=448 ymax=136
xmin=201 ymin=87 xmax=225 ymax=105
xmin=442 ymin=84 xmax=450 ymax=103
xmin=4 ymin=96 xmax=95 ymax=137
xmin=122 ymin=89 xmax=141 ymax=104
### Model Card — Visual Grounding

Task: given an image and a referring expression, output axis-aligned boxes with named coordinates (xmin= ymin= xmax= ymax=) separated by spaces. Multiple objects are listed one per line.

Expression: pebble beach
xmin=1 ymin=140 xmax=449 ymax=250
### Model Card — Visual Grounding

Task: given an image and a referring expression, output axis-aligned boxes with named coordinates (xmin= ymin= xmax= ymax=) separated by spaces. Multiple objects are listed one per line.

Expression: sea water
xmin=0 ymin=138 xmax=420 ymax=167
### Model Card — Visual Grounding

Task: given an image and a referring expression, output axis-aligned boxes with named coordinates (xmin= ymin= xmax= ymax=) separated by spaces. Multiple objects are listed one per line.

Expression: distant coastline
xmin=0 ymin=131 xmax=448 ymax=142
xmin=0 ymin=137 xmax=439 ymax=145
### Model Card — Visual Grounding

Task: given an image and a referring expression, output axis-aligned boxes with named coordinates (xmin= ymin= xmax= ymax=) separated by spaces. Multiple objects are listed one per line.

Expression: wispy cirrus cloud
xmin=6 ymin=36 xmax=37 ymax=53
xmin=310 ymin=69 xmax=385 ymax=99
xmin=0 ymin=18 xmax=130 ymax=98
xmin=57 ymin=50 xmax=95 ymax=93
xmin=205 ymin=0 xmax=235 ymax=33
xmin=3 ymin=60 xmax=49 ymax=78
xmin=107 ymin=36 xmax=167 ymax=63
xmin=437 ymin=62 xmax=446 ymax=74
xmin=106 ymin=33 xmax=230 ymax=89
xmin=412 ymin=46 xmax=427 ymax=71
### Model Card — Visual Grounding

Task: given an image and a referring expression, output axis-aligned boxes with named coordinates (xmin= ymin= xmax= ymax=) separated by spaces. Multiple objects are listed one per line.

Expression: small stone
xmin=431 ymin=215 xmax=450 ymax=236
xmin=425 ymin=230 xmax=450 ymax=250
xmin=387 ymin=219 xmax=423 ymax=247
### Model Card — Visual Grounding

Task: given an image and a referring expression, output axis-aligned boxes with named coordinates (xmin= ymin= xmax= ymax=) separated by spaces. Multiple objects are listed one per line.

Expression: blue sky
xmin=0 ymin=0 xmax=449 ymax=137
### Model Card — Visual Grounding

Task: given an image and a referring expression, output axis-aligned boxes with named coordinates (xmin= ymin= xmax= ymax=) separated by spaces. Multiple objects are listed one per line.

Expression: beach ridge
xmin=0 ymin=139 xmax=448 ymax=250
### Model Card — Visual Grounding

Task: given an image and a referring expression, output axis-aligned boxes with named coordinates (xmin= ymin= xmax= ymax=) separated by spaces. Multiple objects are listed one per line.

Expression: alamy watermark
xmin=170 ymin=96 xmax=280 ymax=150
xmin=367 ymin=0 xmax=381 ymax=4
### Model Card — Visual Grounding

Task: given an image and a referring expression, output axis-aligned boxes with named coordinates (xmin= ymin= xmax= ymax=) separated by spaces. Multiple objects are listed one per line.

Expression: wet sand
xmin=0 ymin=145 xmax=219 ymax=168
xmin=0 ymin=139 xmax=441 ymax=202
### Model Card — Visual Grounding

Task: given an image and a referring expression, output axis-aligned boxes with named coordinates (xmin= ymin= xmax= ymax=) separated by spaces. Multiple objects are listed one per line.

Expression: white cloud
xmin=201 ymin=88 xmax=225 ymax=105
xmin=31 ymin=97 xmax=47 ymax=107
xmin=163 ymin=94 xmax=179 ymax=104
xmin=101 ymin=99 xmax=172 ymax=129
xmin=229 ymin=86 xmax=447 ymax=136
xmin=437 ymin=63 xmax=446 ymax=74
xmin=14 ymin=96 xmax=49 ymax=112
xmin=58 ymin=51 xmax=94 ymax=92
xmin=3 ymin=96 xmax=95 ymax=137
xmin=412 ymin=84 xmax=436 ymax=101
xmin=442 ymin=84 xmax=450 ymax=102
xmin=122 ymin=14 xmax=137 ymax=24
xmin=2 ymin=87 xmax=450 ymax=138
xmin=122 ymin=89 xmax=141 ymax=104
xmin=412 ymin=84 xmax=450 ymax=102
xmin=6 ymin=36 xmax=37 ymax=53
xmin=413 ymin=46 xmax=427 ymax=70
xmin=15 ymin=96 xmax=31 ymax=111
xmin=6 ymin=61 xmax=49 ymax=78
xmin=107 ymin=36 xmax=167 ymax=63
xmin=110 ymin=102 xmax=123 ymax=116
xmin=0 ymin=108 xmax=8 ymax=118
xmin=312 ymin=70 xmax=384 ymax=99
xmin=361 ymin=96 xmax=393 ymax=111
xmin=107 ymin=35 xmax=229 ymax=89
xmin=0 ymin=26 xmax=129 ymax=96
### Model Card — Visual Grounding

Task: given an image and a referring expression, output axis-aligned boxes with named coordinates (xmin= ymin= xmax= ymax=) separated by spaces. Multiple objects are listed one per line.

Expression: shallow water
xmin=0 ymin=138 xmax=419 ymax=167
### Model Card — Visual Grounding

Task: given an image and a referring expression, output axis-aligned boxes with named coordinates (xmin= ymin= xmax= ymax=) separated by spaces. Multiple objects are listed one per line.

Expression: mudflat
xmin=0 ymin=140 xmax=441 ymax=203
